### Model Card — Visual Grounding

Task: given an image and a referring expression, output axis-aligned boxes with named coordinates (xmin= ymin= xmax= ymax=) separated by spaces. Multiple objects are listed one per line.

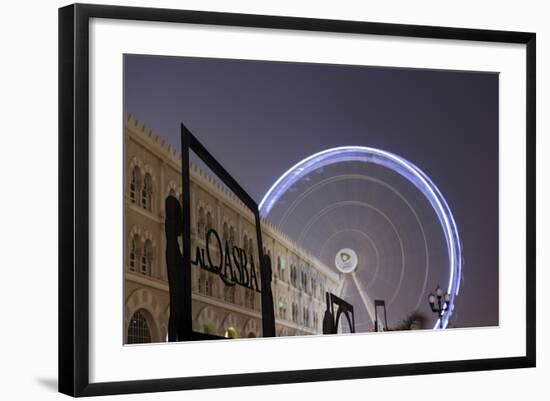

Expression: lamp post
xmin=428 ymin=285 xmax=451 ymax=329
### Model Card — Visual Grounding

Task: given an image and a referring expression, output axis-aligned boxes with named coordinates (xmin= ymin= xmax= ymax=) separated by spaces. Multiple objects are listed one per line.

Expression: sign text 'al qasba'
xmin=191 ymin=228 xmax=261 ymax=292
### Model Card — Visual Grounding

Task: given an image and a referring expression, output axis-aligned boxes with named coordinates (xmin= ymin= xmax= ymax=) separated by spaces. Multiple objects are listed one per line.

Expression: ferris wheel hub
xmin=335 ymin=248 xmax=358 ymax=274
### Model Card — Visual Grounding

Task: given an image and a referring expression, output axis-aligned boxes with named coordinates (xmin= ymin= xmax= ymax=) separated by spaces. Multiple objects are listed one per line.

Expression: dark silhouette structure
xmin=323 ymin=292 xmax=355 ymax=334
xmin=260 ymin=254 xmax=276 ymax=337
xmin=165 ymin=195 xmax=191 ymax=341
xmin=322 ymin=292 xmax=335 ymax=334
xmin=374 ymin=299 xmax=388 ymax=332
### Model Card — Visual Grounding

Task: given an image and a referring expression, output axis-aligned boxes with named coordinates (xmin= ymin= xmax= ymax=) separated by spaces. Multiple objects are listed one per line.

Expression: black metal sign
xmin=191 ymin=228 xmax=261 ymax=292
xmin=323 ymin=292 xmax=356 ymax=334
xmin=165 ymin=123 xmax=275 ymax=342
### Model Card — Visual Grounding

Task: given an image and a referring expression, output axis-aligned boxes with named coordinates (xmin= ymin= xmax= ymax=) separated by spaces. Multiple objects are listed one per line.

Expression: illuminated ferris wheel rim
xmin=258 ymin=145 xmax=463 ymax=330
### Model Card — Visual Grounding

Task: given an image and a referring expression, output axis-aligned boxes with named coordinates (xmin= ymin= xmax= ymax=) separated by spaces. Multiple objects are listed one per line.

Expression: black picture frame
xmin=58 ymin=3 xmax=536 ymax=397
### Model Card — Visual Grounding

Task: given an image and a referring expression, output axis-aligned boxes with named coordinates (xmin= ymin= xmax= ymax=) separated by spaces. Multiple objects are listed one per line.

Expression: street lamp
xmin=428 ymin=285 xmax=450 ymax=329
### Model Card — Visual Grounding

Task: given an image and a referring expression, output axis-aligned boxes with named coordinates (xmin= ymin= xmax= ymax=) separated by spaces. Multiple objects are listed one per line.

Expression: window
xmin=245 ymin=290 xmax=255 ymax=309
xmin=206 ymin=211 xmax=213 ymax=234
xmin=290 ymin=265 xmax=297 ymax=287
xmin=197 ymin=207 xmax=205 ymax=237
xmin=229 ymin=226 xmax=235 ymax=246
xmin=140 ymin=251 xmax=147 ymax=275
xmin=205 ymin=277 xmax=212 ymax=296
xmin=129 ymin=235 xmax=139 ymax=272
xmin=198 ymin=272 xmax=212 ymax=296
xmin=291 ymin=303 xmax=298 ymax=323
xmin=248 ymin=238 xmax=254 ymax=258
xmin=223 ymin=222 xmax=229 ymax=243
xmin=130 ymin=166 xmax=141 ymax=204
xmin=142 ymin=173 xmax=152 ymax=211
xmin=141 ymin=240 xmax=153 ymax=276
xmin=224 ymin=286 xmax=235 ymax=304
xmin=278 ymin=298 xmax=287 ymax=320
xmin=127 ymin=310 xmax=151 ymax=344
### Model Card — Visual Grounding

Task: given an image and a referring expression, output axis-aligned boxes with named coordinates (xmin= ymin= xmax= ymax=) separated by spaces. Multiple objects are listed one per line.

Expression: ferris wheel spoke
xmin=351 ymin=271 xmax=377 ymax=327
xmin=336 ymin=274 xmax=347 ymax=297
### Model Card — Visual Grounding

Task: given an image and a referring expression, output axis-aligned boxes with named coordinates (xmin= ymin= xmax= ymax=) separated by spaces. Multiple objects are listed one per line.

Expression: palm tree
xmin=390 ymin=311 xmax=428 ymax=331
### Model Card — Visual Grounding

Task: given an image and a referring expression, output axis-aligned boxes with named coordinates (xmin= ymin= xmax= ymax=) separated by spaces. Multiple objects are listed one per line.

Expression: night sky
xmin=124 ymin=54 xmax=499 ymax=329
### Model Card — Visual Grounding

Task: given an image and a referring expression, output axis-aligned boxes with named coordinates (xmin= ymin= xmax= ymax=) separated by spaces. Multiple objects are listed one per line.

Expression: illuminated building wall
xmin=124 ymin=115 xmax=340 ymax=343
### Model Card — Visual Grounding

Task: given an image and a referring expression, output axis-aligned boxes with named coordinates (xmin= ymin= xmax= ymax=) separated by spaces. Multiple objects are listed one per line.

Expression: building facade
xmin=124 ymin=115 xmax=340 ymax=344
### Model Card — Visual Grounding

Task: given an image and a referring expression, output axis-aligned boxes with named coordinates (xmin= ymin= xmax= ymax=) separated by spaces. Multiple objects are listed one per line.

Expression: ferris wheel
xmin=259 ymin=146 xmax=463 ymax=331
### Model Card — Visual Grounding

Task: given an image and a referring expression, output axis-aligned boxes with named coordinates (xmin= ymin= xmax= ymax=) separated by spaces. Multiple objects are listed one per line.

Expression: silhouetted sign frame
xmin=178 ymin=123 xmax=275 ymax=340
xmin=322 ymin=292 xmax=356 ymax=334
xmin=374 ymin=299 xmax=389 ymax=332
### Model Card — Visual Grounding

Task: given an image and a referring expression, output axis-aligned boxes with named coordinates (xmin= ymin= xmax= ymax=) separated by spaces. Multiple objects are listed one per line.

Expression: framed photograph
xmin=58 ymin=3 xmax=536 ymax=397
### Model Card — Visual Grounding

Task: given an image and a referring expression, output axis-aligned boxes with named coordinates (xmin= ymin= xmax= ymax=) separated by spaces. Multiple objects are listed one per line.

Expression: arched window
xmin=127 ymin=310 xmax=151 ymax=344
xmin=224 ymin=286 xmax=235 ymax=303
xmin=130 ymin=166 xmax=141 ymax=204
xmin=129 ymin=234 xmax=139 ymax=272
xmin=278 ymin=297 xmax=287 ymax=319
xmin=277 ymin=256 xmax=282 ymax=279
xmin=302 ymin=271 xmax=308 ymax=292
xmin=206 ymin=211 xmax=213 ymax=234
xmin=290 ymin=265 xmax=297 ymax=287
xmin=141 ymin=240 xmax=153 ymax=276
xmin=223 ymin=222 xmax=229 ymax=243
xmin=245 ymin=290 xmax=255 ymax=309
xmin=197 ymin=207 xmax=205 ymax=237
xmin=142 ymin=173 xmax=153 ymax=211
xmin=205 ymin=276 xmax=212 ymax=296
xmin=248 ymin=238 xmax=254 ymax=258
xmin=198 ymin=271 xmax=206 ymax=294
